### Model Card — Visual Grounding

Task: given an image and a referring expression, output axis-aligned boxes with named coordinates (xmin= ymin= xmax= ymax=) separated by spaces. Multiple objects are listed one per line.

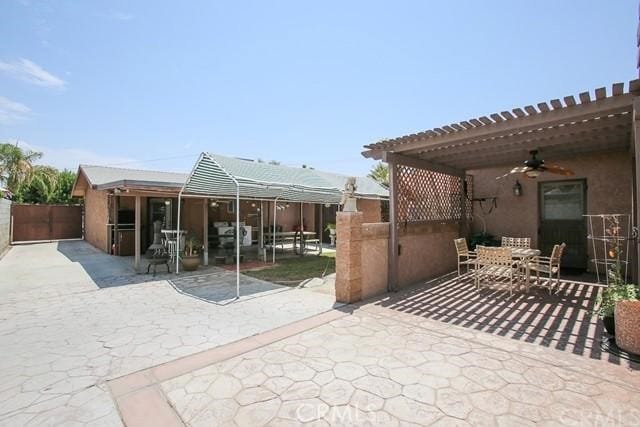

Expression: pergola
xmin=176 ymin=152 xmax=348 ymax=298
xmin=362 ymin=79 xmax=640 ymax=289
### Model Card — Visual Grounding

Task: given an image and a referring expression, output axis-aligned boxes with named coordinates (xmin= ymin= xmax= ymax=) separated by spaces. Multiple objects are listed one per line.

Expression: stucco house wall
xmin=469 ymin=151 xmax=633 ymax=266
xmin=358 ymin=199 xmax=382 ymax=223
xmin=84 ymin=186 xmax=109 ymax=252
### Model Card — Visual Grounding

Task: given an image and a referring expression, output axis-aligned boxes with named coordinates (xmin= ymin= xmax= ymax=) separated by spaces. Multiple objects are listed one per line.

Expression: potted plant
xmin=469 ymin=232 xmax=498 ymax=250
xmin=325 ymin=223 xmax=336 ymax=246
xmin=181 ymin=233 xmax=202 ymax=271
xmin=595 ymin=265 xmax=638 ymax=336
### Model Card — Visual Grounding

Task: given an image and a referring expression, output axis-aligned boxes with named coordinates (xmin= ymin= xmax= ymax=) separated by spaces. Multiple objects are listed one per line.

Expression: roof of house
xmin=78 ymin=164 xmax=188 ymax=189
xmin=74 ymin=154 xmax=388 ymax=200
xmin=362 ymin=79 xmax=640 ymax=171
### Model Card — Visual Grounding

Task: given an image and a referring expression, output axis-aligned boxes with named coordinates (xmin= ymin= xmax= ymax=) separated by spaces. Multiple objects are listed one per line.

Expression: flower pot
xmin=614 ymin=300 xmax=640 ymax=355
xmin=602 ymin=315 xmax=615 ymax=336
xmin=181 ymin=254 xmax=200 ymax=271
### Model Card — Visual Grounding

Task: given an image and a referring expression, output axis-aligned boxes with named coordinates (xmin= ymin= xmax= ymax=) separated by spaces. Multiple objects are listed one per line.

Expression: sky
xmin=0 ymin=0 xmax=638 ymax=177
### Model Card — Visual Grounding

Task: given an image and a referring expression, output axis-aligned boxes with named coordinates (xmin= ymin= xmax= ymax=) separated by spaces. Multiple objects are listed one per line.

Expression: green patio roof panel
xmin=182 ymin=152 xmax=388 ymax=204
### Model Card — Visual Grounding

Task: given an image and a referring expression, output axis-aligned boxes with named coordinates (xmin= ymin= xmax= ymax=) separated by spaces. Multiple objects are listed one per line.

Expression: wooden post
xmin=134 ymin=195 xmax=140 ymax=271
xmin=203 ymin=199 xmax=209 ymax=266
xmin=460 ymin=175 xmax=468 ymax=240
xmin=388 ymin=160 xmax=399 ymax=292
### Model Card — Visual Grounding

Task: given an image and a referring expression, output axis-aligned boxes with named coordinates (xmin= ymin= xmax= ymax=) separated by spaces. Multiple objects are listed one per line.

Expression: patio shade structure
xmin=176 ymin=152 xmax=373 ymax=298
xmin=361 ymin=79 xmax=640 ymax=290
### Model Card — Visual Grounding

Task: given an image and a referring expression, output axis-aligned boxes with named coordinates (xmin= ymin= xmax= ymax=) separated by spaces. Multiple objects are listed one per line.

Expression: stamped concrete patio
xmin=0 ymin=241 xmax=337 ymax=426
xmin=110 ymin=274 xmax=640 ymax=426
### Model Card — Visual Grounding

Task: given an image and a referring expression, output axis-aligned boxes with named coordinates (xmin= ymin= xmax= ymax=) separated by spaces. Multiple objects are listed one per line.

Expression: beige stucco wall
xmin=84 ymin=186 xmax=109 ymax=252
xmin=397 ymin=221 xmax=459 ymax=287
xmin=358 ymin=199 xmax=382 ymax=223
xmin=361 ymin=223 xmax=390 ymax=299
xmin=358 ymin=220 xmax=459 ymax=299
xmin=469 ymin=151 xmax=633 ymax=266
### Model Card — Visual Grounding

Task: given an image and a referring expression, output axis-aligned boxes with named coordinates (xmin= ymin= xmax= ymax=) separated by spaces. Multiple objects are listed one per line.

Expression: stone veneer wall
xmin=336 ymin=211 xmax=460 ymax=303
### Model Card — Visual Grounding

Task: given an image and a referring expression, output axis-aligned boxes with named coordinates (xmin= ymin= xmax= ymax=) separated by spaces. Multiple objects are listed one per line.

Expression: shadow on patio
xmin=54 ymin=241 xmax=287 ymax=304
xmin=373 ymin=272 xmax=640 ymax=370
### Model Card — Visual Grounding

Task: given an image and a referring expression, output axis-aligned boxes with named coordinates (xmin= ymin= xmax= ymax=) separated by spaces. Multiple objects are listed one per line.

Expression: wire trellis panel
xmin=396 ymin=165 xmax=472 ymax=222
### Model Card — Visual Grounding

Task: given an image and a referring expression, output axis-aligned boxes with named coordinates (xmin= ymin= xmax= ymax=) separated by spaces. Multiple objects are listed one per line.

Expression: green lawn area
xmin=244 ymin=252 xmax=335 ymax=284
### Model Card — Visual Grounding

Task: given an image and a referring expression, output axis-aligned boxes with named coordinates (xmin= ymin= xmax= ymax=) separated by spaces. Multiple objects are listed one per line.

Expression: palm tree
xmin=368 ymin=162 xmax=389 ymax=188
xmin=28 ymin=166 xmax=60 ymax=203
xmin=0 ymin=142 xmax=42 ymax=192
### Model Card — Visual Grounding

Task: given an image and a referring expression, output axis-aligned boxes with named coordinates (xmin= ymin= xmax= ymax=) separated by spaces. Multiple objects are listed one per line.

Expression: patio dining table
xmin=264 ymin=231 xmax=317 ymax=255
xmin=506 ymin=247 xmax=541 ymax=290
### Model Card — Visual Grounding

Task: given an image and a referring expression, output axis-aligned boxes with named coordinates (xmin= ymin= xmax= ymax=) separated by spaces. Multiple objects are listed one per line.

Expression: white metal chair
xmin=475 ymin=246 xmax=520 ymax=297
xmin=454 ymin=238 xmax=476 ymax=276
xmin=501 ymin=237 xmax=531 ymax=248
xmin=527 ymin=243 xmax=566 ymax=294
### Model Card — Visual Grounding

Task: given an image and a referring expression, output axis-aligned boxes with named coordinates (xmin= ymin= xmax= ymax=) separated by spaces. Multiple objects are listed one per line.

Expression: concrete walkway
xmin=0 ymin=241 xmax=337 ymax=426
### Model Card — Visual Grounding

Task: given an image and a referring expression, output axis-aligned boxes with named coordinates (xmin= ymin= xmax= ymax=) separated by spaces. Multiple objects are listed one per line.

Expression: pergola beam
xmin=421 ymin=113 xmax=631 ymax=162
xmin=429 ymin=130 xmax=631 ymax=168
xmin=364 ymin=92 xmax=635 ymax=160
xmin=381 ymin=152 xmax=465 ymax=178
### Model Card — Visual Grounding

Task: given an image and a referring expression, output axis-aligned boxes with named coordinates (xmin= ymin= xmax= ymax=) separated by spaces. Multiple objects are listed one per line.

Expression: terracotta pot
xmin=602 ymin=316 xmax=615 ymax=336
xmin=181 ymin=255 xmax=200 ymax=271
xmin=614 ymin=300 xmax=640 ymax=355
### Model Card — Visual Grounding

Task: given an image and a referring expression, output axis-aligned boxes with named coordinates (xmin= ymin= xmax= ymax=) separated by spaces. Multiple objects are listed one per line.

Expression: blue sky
xmin=0 ymin=0 xmax=638 ymax=176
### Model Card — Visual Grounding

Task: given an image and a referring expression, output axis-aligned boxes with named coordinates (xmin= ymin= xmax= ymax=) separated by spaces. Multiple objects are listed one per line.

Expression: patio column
xmin=335 ymin=211 xmax=363 ymax=303
xmin=203 ymin=199 xmax=208 ymax=266
xmin=633 ymin=97 xmax=640 ymax=282
xmin=134 ymin=195 xmax=140 ymax=271
xmin=387 ymin=159 xmax=399 ymax=292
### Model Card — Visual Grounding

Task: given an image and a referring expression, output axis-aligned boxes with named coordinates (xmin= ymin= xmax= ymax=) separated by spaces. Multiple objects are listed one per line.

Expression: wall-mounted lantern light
xmin=164 ymin=199 xmax=171 ymax=206
xmin=512 ymin=180 xmax=522 ymax=197
xmin=210 ymin=200 xmax=219 ymax=208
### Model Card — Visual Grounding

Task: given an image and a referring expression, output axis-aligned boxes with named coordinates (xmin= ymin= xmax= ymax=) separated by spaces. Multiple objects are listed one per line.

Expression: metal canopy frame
xmin=175 ymin=152 xmax=344 ymax=300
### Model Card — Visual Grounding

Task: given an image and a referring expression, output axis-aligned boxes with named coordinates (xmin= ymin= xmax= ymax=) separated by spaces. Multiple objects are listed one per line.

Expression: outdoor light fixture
xmin=525 ymin=170 xmax=541 ymax=179
xmin=512 ymin=180 xmax=522 ymax=197
xmin=164 ymin=199 xmax=171 ymax=206
xmin=324 ymin=203 xmax=331 ymax=208
xmin=210 ymin=200 xmax=219 ymax=208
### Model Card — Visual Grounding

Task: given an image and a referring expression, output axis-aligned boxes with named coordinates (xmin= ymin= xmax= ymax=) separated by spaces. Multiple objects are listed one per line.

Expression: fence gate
xmin=11 ymin=204 xmax=83 ymax=242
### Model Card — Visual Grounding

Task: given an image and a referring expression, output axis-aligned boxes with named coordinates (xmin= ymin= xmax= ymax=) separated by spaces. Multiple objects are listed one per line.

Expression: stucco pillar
xmin=335 ymin=211 xmax=363 ymax=304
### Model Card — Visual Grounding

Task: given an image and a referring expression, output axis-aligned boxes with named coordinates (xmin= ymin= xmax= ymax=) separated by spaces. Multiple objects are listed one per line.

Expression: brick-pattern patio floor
xmin=161 ymin=285 xmax=640 ymax=426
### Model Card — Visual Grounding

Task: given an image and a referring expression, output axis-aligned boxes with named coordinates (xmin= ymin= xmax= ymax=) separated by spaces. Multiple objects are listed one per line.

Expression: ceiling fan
xmin=497 ymin=150 xmax=575 ymax=179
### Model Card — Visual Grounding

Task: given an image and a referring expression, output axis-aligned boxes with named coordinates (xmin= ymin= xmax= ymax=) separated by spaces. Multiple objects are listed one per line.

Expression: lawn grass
xmin=243 ymin=252 xmax=335 ymax=284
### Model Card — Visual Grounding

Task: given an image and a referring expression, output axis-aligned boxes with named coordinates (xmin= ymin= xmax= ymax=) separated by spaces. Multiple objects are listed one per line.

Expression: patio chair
xmin=501 ymin=236 xmax=531 ymax=248
xmin=475 ymin=246 xmax=520 ymax=297
xmin=453 ymin=238 xmax=476 ymax=276
xmin=526 ymin=243 xmax=566 ymax=294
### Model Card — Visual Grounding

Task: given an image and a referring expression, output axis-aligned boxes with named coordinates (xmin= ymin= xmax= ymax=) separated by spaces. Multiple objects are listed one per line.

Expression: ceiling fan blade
xmin=496 ymin=166 xmax=528 ymax=180
xmin=543 ymin=164 xmax=575 ymax=176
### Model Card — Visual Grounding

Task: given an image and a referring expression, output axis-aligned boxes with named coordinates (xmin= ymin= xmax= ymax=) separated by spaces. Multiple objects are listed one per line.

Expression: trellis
xmin=396 ymin=164 xmax=472 ymax=222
